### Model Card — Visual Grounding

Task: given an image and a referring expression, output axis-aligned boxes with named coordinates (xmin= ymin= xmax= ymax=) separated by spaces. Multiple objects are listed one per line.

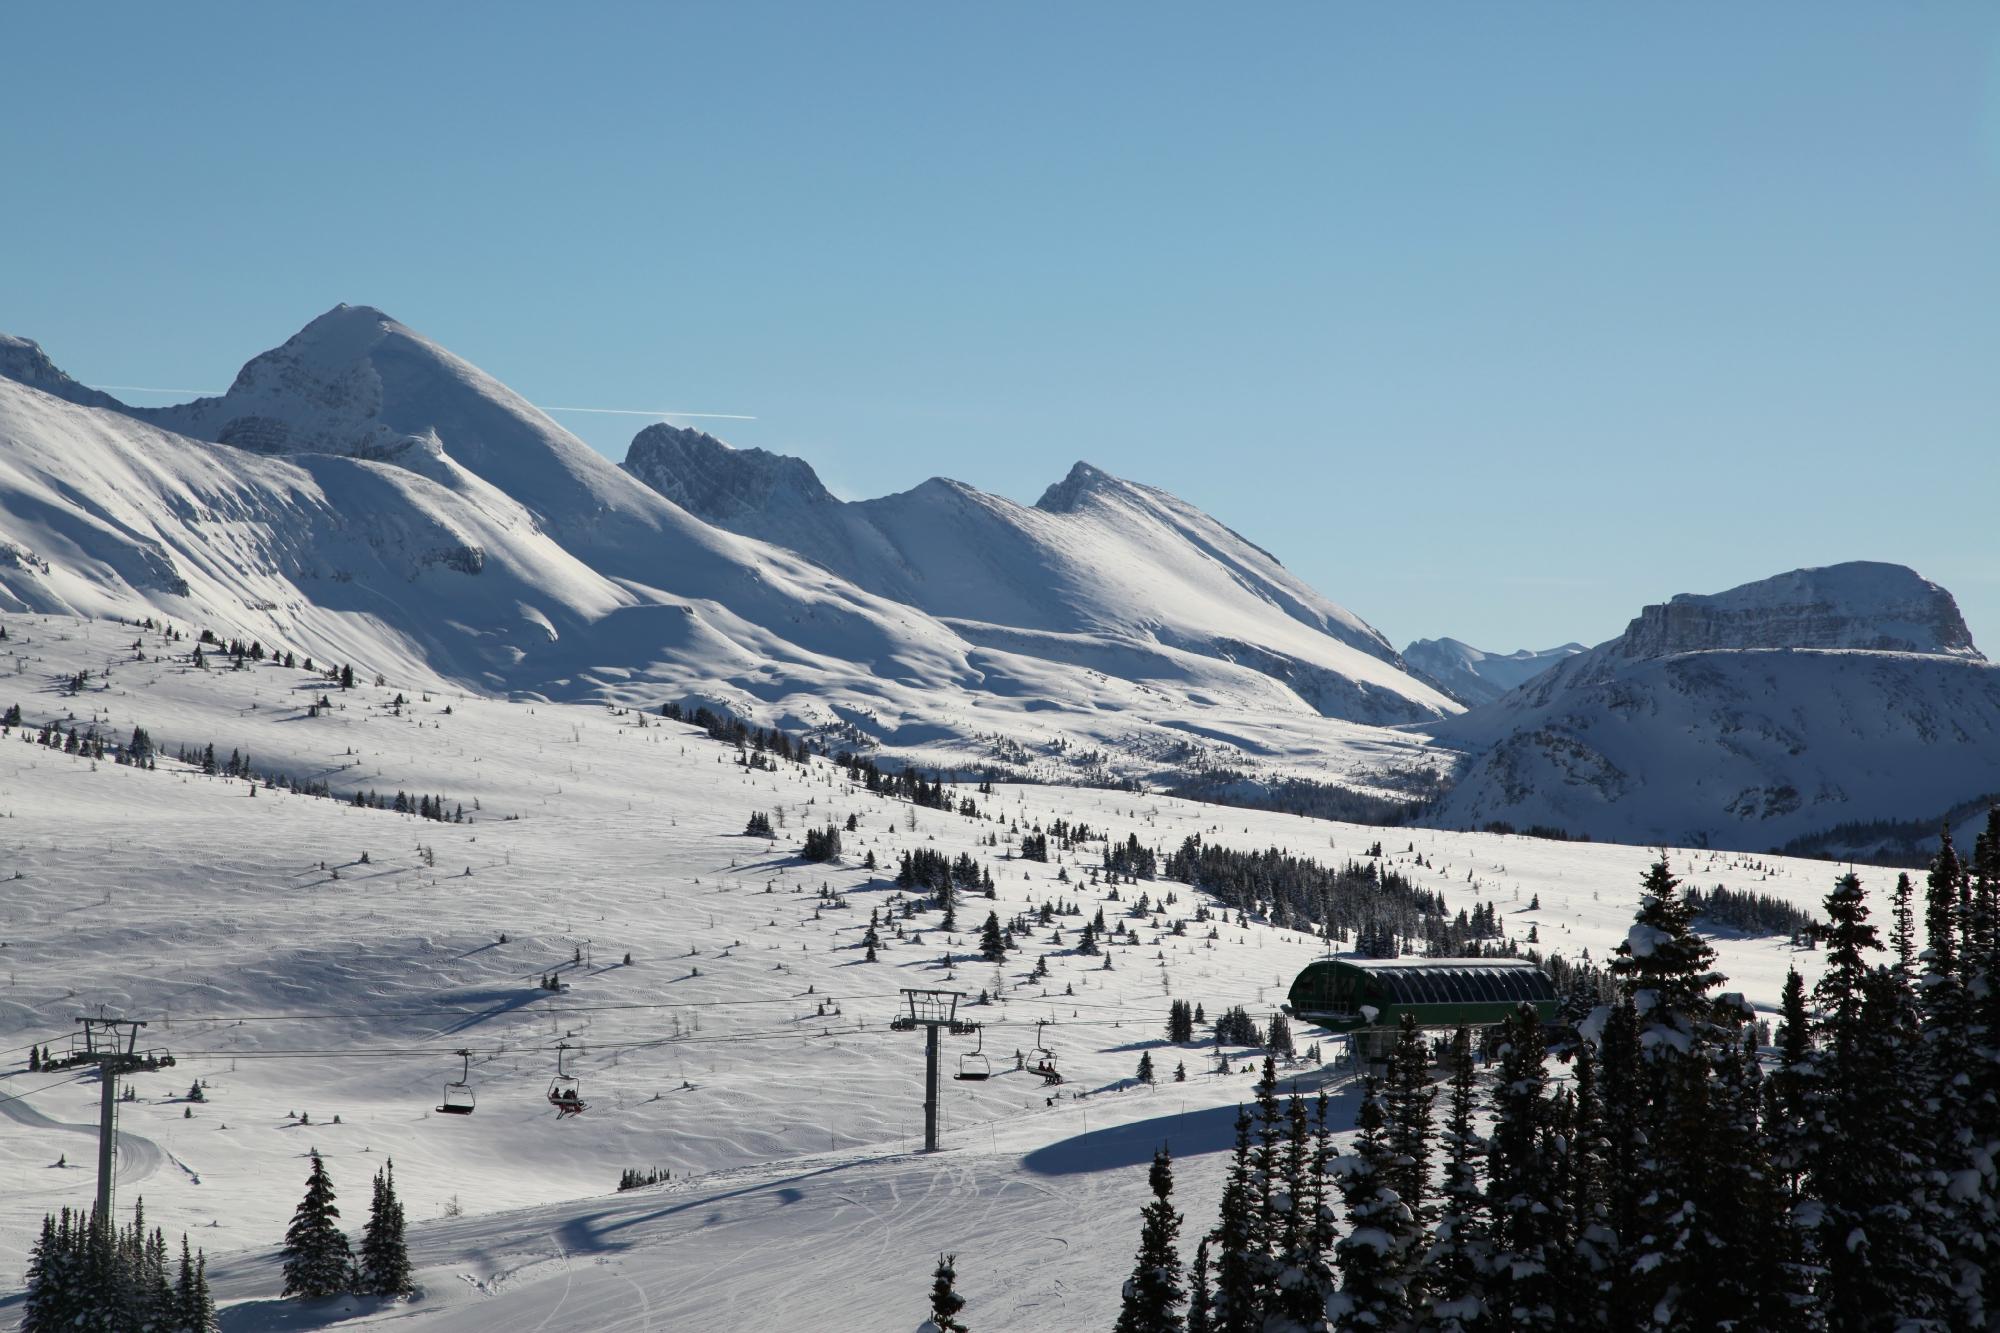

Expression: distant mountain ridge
xmin=0 ymin=306 xmax=1454 ymax=798
xmin=1401 ymin=638 xmax=1586 ymax=706
xmin=622 ymin=425 xmax=1455 ymax=726
xmin=1425 ymin=563 xmax=2000 ymax=851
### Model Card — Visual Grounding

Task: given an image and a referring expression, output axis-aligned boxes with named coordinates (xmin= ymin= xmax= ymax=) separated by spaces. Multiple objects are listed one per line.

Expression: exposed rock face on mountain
xmin=1613 ymin=563 xmax=1979 ymax=661
xmin=625 ymin=425 xmax=833 ymax=521
xmin=0 ymin=335 xmax=125 ymax=411
xmin=1424 ymin=564 xmax=2000 ymax=851
xmin=0 ymin=309 xmax=1452 ymax=796
xmin=621 ymin=433 xmax=1457 ymax=726
xmin=1402 ymin=638 xmax=1585 ymax=706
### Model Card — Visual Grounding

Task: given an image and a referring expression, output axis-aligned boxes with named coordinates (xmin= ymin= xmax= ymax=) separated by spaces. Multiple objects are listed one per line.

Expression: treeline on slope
xmin=7 ymin=616 xmax=474 ymax=823
xmin=656 ymin=699 xmax=1000 ymax=818
xmin=1091 ymin=815 xmax=2000 ymax=1333
xmin=2 ymin=708 xmax=470 ymax=825
xmin=1684 ymin=882 xmax=1817 ymax=938
xmin=1779 ymin=789 xmax=2000 ymax=867
xmin=19 ymin=1202 xmax=216 ymax=1333
xmin=1163 ymin=770 xmax=1434 ymax=826
xmin=1163 ymin=835 xmax=1508 ymax=958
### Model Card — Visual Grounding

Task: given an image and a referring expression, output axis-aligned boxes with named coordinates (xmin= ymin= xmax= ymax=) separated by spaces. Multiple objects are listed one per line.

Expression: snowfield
xmin=0 ymin=616 xmax=1892 ymax=1331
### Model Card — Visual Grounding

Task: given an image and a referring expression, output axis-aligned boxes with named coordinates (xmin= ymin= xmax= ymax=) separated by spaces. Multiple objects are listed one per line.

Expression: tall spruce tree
xmin=1115 ymin=1147 xmax=1187 ymax=1333
xmin=1809 ymin=871 xmax=1948 ymax=1331
xmin=1331 ymin=1074 xmax=1418 ymax=1329
xmin=1965 ymin=808 xmax=2000 ymax=1328
xmin=1383 ymin=1015 xmax=1435 ymax=1242
xmin=281 ymin=1149 xmax=355 ymax=1299
xmin=1209 ymin=1106 xmax=1265 ymax=1333
xmin=358 ymin=1159 xmax=414 ymax=1297
xmin=171 ymin=1236 xmax=218 ymax=1333
xmin=1187 ymin=1238 xmax=1213 ymax=1333
xmin=1486 ymin=1002 xmax=1558 ymax=1330
xmin=1424 ymin=1026 xmax=1490 ymax=1332
xmin=1605 ymin=858 xmax=1732 ymax=1330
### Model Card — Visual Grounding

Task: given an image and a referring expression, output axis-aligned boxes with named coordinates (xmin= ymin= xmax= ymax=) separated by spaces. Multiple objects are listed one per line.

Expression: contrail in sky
xmin=539 ymin=406 xmax=757 ymax=420
xmin=92 ymin=385 xmax=755 ymax=420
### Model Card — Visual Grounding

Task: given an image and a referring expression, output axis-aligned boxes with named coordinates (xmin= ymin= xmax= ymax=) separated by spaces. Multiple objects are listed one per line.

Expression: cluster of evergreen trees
xmin=21 ymin=1202 xmax=215 ymax=1332
xmin=1164 ymin=836 xmax=1502 ymax=955
xmin=280 ymin=1151 xmax=415 ymax=1302
xmin=1105 ymin=834 xmax=1160 ymax=880
xmin=801 ymin=824 xmax=844 ymax=862
xmin=896 ymin=848 xmax=995 ymax=898
xmin=1684 ymin=881 xmax=1819 ymax=937
xmin=1105 ymin=827 xmax=2000 ymax=1331
xmin=839 ymin=752 xmax=984 ymax=816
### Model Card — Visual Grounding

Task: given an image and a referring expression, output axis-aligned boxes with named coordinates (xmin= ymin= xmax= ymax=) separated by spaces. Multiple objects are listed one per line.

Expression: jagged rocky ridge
xmin=623 ymin=425 xmax=1455 ymax=726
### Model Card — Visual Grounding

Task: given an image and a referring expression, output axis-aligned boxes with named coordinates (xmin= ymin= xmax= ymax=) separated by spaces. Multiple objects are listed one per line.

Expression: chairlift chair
xmin=437 ymin=1048 xmax=475 ymax=1115
xmin=954 ymin=1027 xmax=991 ymax=1082
xmin=1029 ymin=1019 xmax=1062 ymax=1085
xmin=547 ymin=1041 xmax=586 ymax=1116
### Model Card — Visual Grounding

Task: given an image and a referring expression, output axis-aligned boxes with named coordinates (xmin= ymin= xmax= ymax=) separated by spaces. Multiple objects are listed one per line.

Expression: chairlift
xmin=437 ymin=1048 xmax=475 ymax=1115
xmin=547 ymin=1041 xmax=586 ymax=1116
xmin=1029 ymin=1019 xmax=1062 ymax=1085
xmin=954 ymin=1026 xmax=991 ymax=1082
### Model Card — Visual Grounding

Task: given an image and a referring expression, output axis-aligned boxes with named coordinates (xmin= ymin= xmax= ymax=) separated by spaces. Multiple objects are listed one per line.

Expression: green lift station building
xmin=1285 ymin=956 xmax=1558 ymax=1052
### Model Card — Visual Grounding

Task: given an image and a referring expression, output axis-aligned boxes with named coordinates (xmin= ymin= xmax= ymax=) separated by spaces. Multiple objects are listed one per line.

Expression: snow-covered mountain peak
xmin=1034 ymin=459 xmax=1119 ymax=513
xmin=0 ymin=332 xmax=125 ymax=411
xmin=1617 ymin=561 xmax=1980 ymax=661
xmin=622 ymin=422 xmax=833 ymax=521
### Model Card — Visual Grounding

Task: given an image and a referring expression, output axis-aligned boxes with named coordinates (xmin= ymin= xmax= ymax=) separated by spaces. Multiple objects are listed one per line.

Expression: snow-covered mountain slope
xmin=0 ymin=616 xmax=1885 ymax=1331
xmin=0 ymin=322 xmax=1448 ymax=793
xmin=1401 ymin=637 xmax=1585 ymax=706
xmin=1424 ymin=563 xmax=2000 ymax=850
xmin=624 ymin=426 xmax=1456 ymax=726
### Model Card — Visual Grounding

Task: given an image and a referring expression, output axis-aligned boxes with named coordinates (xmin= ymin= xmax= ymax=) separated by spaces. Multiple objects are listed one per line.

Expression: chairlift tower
xmin=72 ymin=1016 xmax=171 ymax=1220
xmin=890 ymin=989 xmax=976 ymax=1151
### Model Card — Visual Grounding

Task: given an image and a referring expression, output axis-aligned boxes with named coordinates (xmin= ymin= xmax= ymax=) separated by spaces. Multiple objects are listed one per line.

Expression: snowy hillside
xmin=1401 ymin=638 xmax=1585 ymax=706
xmin=624 ymin=427 xmax=1456 ymax=726
xmin=0 ymin=315 xmax=1454 ymax=794
xmin=1425 ymin=563 xmax=2000 ymax=851
xmin=0 ymin=615 xmax=1879 ymax=1331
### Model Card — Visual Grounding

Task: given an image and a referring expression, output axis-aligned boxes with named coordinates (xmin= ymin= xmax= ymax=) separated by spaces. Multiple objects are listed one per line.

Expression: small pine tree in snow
xmin=979 ymin=911 xmax=1006 ymax=961
xmin=1114 ymin=1146 xmax=1186 ymax=1333
xmin=920 ymin=1252 xmax=968 ymax=1333
xmin=1137 ymin=1050 xmax=1156 ymax=1084
xmin=281 ymin=1150 xmax=355 ymax=1299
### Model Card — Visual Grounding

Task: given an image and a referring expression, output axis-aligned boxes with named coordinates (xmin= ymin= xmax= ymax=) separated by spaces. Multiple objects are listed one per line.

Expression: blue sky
xmin=3 ymin=3 xmax=1996 ymax=651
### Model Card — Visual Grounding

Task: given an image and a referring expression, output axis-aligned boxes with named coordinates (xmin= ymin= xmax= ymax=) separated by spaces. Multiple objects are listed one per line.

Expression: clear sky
xmin=3 ymin=3 xmax=1996 ymax=652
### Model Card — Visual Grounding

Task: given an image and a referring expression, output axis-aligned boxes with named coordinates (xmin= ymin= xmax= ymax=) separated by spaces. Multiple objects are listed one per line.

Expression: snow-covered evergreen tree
xmin=1605 ymin=858 xmax=1732 ymax=1330
xmin=1209 ymin=1107 xmax=1265 ymax=1333
xmin=282 ymin=1149 xmax=356 ymax=1300
xmin=1330 ymin=1074 xmax=1417 ymax=1329
xmin=1114 ymin=1146 xmax=1186 ymax=1333
xmin=921 ymin=1252 xmax=968 ymax=1333
xmin=358 ymin=1159 xmax=414 ymax=1297
xmin=1424 ymin=1026 xmax=1489 ymax=1331
xmin=1486 ymin=1003 xmax=1557 ymax=1329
